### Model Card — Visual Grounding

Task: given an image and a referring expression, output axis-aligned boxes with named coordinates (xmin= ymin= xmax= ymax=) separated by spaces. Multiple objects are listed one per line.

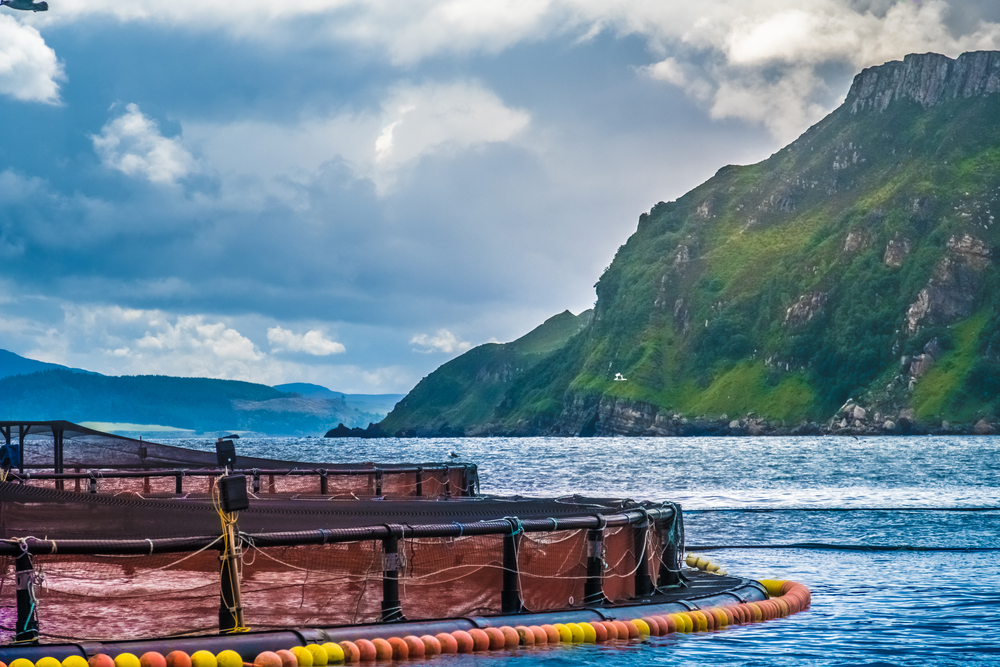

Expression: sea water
xmin=173 ymin=435 xmax=1000 ymax=665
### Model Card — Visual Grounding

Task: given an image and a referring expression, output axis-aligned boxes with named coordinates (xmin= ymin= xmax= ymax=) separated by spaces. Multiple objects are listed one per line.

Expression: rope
xmin=687 ymin=543 xmax=1000 ymax=552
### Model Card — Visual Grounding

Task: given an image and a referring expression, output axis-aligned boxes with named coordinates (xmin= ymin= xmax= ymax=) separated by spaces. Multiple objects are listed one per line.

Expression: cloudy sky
xmin=0 ymin=0 xmax=998 ymax=393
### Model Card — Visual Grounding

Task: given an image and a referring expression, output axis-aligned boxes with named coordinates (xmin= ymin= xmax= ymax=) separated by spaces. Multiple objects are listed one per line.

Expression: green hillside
xmin=380 ymin=310 xmax=591 ymax=435
xmin=381 ymin=51 xmax=1000 ymax=436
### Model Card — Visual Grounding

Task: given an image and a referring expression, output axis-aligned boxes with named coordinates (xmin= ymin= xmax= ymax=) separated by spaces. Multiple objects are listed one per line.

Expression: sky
xmin=0 ymin=0 xmax=999 ymax=394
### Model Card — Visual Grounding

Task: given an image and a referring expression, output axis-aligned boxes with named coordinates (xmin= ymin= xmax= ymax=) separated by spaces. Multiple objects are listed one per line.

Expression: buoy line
xmin=0 ymin=582 xmax=812 ymax=666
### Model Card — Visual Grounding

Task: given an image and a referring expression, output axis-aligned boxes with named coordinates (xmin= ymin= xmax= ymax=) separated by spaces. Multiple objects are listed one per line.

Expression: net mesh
xmin=0 ymin=458 xmax=684 ymax=643
xmin=1 ymin=422 xmax=477 ymax=501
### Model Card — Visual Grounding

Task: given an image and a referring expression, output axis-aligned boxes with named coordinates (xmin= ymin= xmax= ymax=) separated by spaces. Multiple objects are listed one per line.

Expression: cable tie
xmin=146 ymin=538 xmax=154 ymax=555
xmin=452 ymin=521 xmax=464 ymax=537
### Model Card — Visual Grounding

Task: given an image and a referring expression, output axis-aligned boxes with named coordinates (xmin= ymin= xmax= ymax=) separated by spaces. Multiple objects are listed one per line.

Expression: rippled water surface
xmin=175 ymin=435 xmax=1000 ymax=665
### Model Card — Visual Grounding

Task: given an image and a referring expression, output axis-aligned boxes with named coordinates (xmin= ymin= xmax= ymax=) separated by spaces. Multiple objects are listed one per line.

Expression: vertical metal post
xmin=634 ymin=523 xmax=653 ymax=597
xmin=444 ymin=468 xmax=452 ymax=498
xmin=15 ymin=549 xmax=39 ymax=643
xmin=583 ymin=525 xmax=607 ymax=605
xmin=143 ymin=476 xmax=151 ymax=494
xmin=74 ymin=467 xmax=81 ymax=493
xmin=381 ymin=529 xmax=405 ymax=622
xmin=18 ymin=425 xmax=24 ymax=474
xmin=501 ymin=519 xmax=523 ymax=613
xmin=375 ymin=468 xmax=383 ymax=496
xmin=319 ymin=470 xmax=328 ymax=495
xmin=89 ymin=473 xmax=97 ymax=494
xmin=415 ymin=468 xmax=423 ymax=497
xmin=268 ymin=474 xmax=275 ymax=494
xmin=657 ymin=507 xmax=685 ymax=589
xmin=53 ymin=428 xmax=64 ymax=491
xmin=251 ymin=471 xmax=260 ymax=494
xmin=218 ymin=517 xmax=245 ymax=633
xmin=176 ymin=471 xmax=184 ymax=494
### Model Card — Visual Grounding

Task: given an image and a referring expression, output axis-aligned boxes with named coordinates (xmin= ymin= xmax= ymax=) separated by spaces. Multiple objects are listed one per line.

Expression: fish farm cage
xmin=0 ymin=421 xmax=477 ymax=498
xmin=0 ymin=421 xmax=780 ymax=660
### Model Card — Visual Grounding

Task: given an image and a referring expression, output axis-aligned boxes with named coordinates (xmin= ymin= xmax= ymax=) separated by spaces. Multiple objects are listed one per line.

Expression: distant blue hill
xmin=0 ymin=349 xmax=94 ymax=379
xmin=273 ymin=382 xmax=404 ymax=417
xmin=0 ymin=350 xmax=400 ymax=435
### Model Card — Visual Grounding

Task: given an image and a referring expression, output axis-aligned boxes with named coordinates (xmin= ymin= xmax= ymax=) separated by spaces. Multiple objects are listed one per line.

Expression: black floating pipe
xmin=634 ymin=524 xmax=654 ymax=597
xmin=0 ymin=507 xmax=674 ymax=556
xmin=501 ymin=519 xmax=523 ymax=614
xmin=15 ymin=551 xmax=39 ymax=643
xmin=583 ymin=526 xmax=606 ymax=605
xmin=381 ymin=527 xmax=404 ymax=622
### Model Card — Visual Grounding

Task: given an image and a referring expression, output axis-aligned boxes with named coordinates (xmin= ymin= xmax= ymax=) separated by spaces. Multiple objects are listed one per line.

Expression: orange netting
xmin=0 ymin=522 xmax=670 ymax=643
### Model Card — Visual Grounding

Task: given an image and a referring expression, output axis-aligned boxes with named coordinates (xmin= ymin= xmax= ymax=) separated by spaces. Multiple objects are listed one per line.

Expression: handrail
xmin=0 ymin=506 xmax=674 ymax=556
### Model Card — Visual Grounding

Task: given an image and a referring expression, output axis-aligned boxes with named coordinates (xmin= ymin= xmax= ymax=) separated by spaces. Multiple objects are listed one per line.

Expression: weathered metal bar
xmin=415 ymin=467 xmax=423 ymax=497
xmin=381 ymin=530 xmax=404 ymax=622
xmin=218 ymin=518 xmax=245 ymax=633
xmin=501 ymin=520 xmax=523 ymax=613
xmin=15 ymin=551 xmax=39 ymax=643
xmin=657 ymin=515 xmax=685 ymax=588
xmin=583 ymin=527 xmax=606 ymax=605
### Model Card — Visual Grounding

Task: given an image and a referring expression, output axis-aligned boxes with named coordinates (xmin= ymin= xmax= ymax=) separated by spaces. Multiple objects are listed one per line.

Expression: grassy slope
xmin=493 ymin=92 xmax=1000 ymax=428
xmin=379 ymin=310 xmax=592 ymax=434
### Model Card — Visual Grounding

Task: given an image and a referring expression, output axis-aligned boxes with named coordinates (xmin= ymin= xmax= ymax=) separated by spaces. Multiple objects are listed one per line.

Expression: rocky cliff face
xmin=848 ymin=51 xmax=1000 ymax=113
xmin=383 ymin=51 xmax=1000 ymax=437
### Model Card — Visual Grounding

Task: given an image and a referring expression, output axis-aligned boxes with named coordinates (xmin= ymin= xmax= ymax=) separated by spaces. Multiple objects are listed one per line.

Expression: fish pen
xmin=0 ymin=425 xmax=808 ymax=663
xmin=0 ymin=421 xmax=477 ymax=498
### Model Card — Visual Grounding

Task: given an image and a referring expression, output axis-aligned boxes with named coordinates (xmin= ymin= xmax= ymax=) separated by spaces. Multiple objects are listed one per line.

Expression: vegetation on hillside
xmin=382 ymin=54 xmax=1000 ymax=435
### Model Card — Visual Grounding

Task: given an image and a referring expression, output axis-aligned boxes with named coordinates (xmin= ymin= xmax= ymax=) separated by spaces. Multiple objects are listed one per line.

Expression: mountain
xmin=380 ymin=51 xmax=1000 ymax=437
xmin=379 ymin=310 xmax=592 ymax=436
xmin=0 ymin=365 xmax=391 ymax=435
xmin=274 ymin=382 xmax=404 ymax=416
xmin=0 ymin=349 xmax=91 ymax=379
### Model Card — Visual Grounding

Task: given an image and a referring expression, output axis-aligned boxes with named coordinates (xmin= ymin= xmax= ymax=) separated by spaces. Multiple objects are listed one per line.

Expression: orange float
xmin=370 ymin=639 xmax=392 ymax=661
xmin=468 ymin=628 xmax=491 ymax=651
xmin=352 ymin=639 xmax=376 ymax=663
xmin=484 ymin=627 xmax=506 ymax=650
xmin=419 ymin=635 xmax=441 ymax=656
xmin=435 ymin=633 xmax=458 ymax=654
xmin=499 ymin=626 xmax=520 ymax=648
xmin=451 ymin=630 xmax=475 ymax=654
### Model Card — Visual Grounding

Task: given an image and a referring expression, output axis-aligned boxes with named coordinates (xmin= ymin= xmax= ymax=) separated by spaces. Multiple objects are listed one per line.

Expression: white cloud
xmin=0 ymin=14 xmax=62 ymax=103
xmin=92 ymin=103 xmax=194 ymax=184
xmin=45 ymin=1 xmax=1000 ymax=142
xmin=185 ymin=79 xmax=529 ymax=197
xmin=136 ymin=315 xmax=264 ymax=362
xmin=410 ymin=329 xmax=473 ymax=354
xmin=637 ymin=0 xmax=1000 ymax=140
xmin=267 ymin=326 xmax=346 ymax=355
